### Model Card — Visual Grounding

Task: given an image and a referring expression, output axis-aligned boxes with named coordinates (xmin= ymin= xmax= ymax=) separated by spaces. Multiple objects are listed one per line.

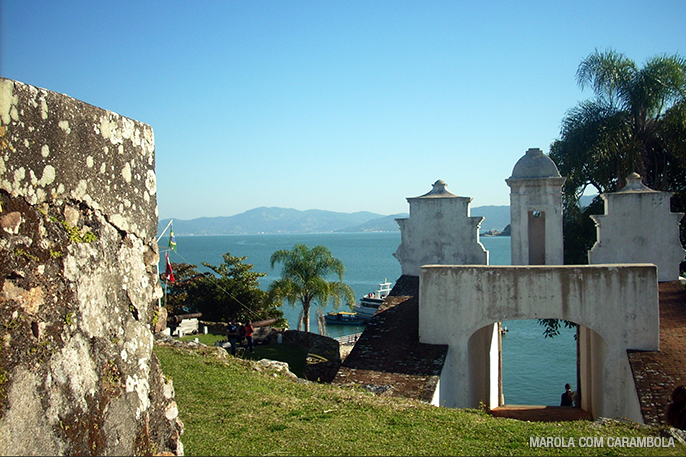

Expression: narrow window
xmin=528 ymin=210 xmax=546 ymax=264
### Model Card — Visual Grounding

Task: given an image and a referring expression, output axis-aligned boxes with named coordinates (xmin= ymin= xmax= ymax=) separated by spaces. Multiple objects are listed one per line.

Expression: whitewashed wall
xmin=419 ymin=264 xmax=658 ymax=422
xmin=589 ymin=173 xmax=685 ymax=282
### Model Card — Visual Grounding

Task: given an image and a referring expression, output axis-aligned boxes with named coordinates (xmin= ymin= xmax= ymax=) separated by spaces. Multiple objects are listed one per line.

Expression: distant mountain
xmin=159 ymin=207 xmax=387 ymax=235
xmin=336 ymin=213 xmax=409 ymax=232
xmin=471 ymin=205 xmax=510 ymax=234
xmin=159 ymin=205 xmax=510 ymax=236
xmin=340 ymin=206 xmax=511 ymax=233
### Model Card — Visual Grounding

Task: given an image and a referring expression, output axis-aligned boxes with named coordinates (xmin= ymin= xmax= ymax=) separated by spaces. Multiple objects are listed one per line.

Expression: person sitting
xmin=560 ymin=383 xmax=574 ymax=407
xmin=666 ymin=385 xmax=686 ymax=430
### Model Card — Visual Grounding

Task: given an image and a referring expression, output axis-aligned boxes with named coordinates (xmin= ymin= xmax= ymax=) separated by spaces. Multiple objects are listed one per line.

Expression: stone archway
xmin=419 ymin=264 xmax=658 ymax=423
xmin=496 ymin=318 xmax=578 ymax=407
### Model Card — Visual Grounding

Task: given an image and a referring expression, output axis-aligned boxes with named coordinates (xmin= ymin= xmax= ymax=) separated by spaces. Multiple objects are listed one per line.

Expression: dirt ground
xmin=340 ymin=343 xmax=354 ymax=360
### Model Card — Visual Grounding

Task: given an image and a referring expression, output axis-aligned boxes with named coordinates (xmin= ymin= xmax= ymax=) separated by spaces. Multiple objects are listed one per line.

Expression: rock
xmin=0 ymin=77 xmax=181 ymax=456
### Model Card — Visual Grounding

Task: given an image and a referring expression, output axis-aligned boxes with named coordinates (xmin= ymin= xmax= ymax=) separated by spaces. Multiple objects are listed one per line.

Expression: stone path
xmin=490 ymin=405 xmax=592 ymax=422
xmin=628 ymin=280 xmax=686 ymax=426
xmin=333 ymin=275 xmax=448 ymax=403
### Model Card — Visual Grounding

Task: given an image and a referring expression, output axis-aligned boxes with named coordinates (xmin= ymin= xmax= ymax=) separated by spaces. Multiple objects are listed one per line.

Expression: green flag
xmin=169 ymin=228 xmax=177 ymax=252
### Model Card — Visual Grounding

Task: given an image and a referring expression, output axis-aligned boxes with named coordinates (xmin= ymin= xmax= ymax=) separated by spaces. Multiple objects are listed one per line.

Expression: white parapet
xmin=419 ymin=263 xmax=658 ymax=423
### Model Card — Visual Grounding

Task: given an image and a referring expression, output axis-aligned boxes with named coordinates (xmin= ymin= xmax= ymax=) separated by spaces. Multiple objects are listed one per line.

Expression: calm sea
xmin=159 ymin=232 xmax=576 ymax=406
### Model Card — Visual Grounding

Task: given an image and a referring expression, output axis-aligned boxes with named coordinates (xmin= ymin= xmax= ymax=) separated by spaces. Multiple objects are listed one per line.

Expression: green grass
xmin=179 ymin=333 xmax=310 ymax=377
xmin=154 ymin=344 xmax=686 ymax=456
xmin=179 ymin=333 xmax=226 ymax=346
xmin=239 ymin=342 xmax=310 ymax=377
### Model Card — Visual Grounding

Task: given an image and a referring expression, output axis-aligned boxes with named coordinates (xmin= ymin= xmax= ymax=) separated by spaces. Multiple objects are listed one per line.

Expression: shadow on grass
xmin=180 ymin=332 xmax=310 ymax=378
xmin=240 ymin=342 xmax=310 ymax=378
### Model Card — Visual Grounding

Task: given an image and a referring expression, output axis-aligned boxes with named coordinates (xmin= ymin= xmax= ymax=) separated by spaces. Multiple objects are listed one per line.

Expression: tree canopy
xmin=541 ymin=49 xmax=686 ymax=337
xmin=268 ymin=244 xmax=355 ymax=334
xmin=160 ymin=262 xmax=204 ymax=316
xmin=161 ymin=253 xmax=284 ymax=325
xmin=550 ymin=49 xmax=686 ymax=262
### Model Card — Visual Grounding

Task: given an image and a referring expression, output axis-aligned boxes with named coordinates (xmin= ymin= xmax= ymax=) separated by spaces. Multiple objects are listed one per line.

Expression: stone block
xmin=0 ymin=78 xmax=181 ymax=455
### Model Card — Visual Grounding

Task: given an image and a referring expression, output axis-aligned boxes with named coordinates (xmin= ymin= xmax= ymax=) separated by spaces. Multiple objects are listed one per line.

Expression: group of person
xmin=225 ymin=319 xmax=254 ymax=356
xmin=560 ymin=382 xmax=686 ymax=431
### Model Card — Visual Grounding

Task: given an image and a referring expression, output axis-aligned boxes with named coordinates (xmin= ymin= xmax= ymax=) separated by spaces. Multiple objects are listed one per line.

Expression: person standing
xmin=560 ymin=383 xmax=574 ymax=407
xmin=666 ymin=385 xmax=686 ymax=430
xmin=244 ymin=321 xmax=254 ymax=353
xmin=226 ymin=319 xmax=239 ymax=356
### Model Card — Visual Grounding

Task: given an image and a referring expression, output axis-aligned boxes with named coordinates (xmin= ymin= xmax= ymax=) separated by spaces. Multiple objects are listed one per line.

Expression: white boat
xmin=352 ymin=279 xmax=392 ymax=321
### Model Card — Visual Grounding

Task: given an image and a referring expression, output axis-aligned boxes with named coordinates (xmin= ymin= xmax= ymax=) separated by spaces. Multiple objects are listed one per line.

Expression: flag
xmin=168 ymin=228 xmax=177 ymax=252
xmin=163 ymin=252 xmax=175 ymax=282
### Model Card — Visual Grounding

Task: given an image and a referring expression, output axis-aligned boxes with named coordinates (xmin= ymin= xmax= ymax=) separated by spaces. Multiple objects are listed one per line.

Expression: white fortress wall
xmin=418 ymin=264 xmax=658 ymax=422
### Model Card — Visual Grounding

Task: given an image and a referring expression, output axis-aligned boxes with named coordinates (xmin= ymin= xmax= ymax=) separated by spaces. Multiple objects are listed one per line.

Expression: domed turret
xmin=506 ymin=148 xmax=566 ymax=265
xmin=509 ymin=148 xmax=561 ymax=179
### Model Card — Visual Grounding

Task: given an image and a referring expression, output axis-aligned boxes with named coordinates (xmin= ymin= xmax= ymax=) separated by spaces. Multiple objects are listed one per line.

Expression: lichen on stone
xmin=0 ymin=77 xmax=181 ymax=455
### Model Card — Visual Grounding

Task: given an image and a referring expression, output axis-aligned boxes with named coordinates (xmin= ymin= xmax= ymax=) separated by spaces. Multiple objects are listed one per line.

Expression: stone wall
xmin=394 ymin=180 xmax=488 ymax=276
xmin=0 ymin=78 xmax=182 ymax=455
xmin=589 ymin=173 xmax=685 ymax=282
xmin=420 ymin=263 xmax=658 ymax=422
xmin=283 ymin=330 xmax=341 ymax=383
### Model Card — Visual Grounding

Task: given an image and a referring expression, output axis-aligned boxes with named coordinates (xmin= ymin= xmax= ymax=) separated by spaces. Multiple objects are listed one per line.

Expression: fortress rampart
xmin=0 ymin=78 xmax=182 ymax=455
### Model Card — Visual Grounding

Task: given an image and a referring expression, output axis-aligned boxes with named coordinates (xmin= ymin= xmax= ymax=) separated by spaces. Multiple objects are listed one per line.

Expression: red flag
xmin=163 ymin=252 xmax=175 ymax=282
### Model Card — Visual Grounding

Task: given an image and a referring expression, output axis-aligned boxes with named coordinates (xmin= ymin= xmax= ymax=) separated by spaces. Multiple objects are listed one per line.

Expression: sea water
xmin=159 ymin=232 xmax=576 ymax=406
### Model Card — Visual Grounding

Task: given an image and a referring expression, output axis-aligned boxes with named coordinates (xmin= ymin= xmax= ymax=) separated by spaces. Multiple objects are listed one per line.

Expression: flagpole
xmin=156 ymin=219 xmax=174 ymax=243
xmin=156 ymin=219 xmax=175 ymax=313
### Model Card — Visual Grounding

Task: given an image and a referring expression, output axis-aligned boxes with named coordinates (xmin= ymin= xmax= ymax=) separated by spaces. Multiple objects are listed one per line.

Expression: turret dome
xmin=509 ymin=148 xmax=561 ymax=179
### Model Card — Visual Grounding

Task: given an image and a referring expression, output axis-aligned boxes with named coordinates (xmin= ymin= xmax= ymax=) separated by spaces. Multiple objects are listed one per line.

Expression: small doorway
xmin=528 ymin=210 xmax=546 ymax=265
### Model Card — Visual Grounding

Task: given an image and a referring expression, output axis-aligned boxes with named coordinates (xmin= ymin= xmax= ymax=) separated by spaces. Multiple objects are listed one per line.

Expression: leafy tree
xmin=268 ymin=244 xmax=355 ymax=334
xmin=537 ymin=318 xmax=577 ymax=339
xmin=160 ymin=262 xmax=204 ymax=316
xmin=549 ymin=49 xmax=686 ymax=261
xmin=541 ymin=49 xmax=686 ymax=340
xmin=560 ymin=197 xmax=605 ymax=265
xmin=184 ymin=253 xmax=284 ymax=324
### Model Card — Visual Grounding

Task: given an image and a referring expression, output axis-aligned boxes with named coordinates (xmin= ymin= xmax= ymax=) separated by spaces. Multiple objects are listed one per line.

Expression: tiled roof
xmin=628 ymin=280 xmax=686 ymax=426
xmin=332 ymin=275 xmax=448 ymax=403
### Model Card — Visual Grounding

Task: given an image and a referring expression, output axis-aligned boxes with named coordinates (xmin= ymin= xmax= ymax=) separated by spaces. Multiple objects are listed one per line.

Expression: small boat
xmin=352 ymin=279 xmax=393 ymax=321
xmin=324 ymin=311 xmax=366 ymax=325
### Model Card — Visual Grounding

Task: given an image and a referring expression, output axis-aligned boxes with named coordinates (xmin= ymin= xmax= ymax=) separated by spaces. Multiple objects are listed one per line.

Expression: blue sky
xmin=2 ymin=1 xmax=684 ymax=220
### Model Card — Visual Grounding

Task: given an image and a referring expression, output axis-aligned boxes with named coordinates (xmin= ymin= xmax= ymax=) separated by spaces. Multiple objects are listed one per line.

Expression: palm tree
xmin=268 ymin=244 xmax=355 ymax=334
xmin=549 ymin=49 xmax=686 ymax=262
xmin=550 ymin=49 xmax=686 ymax=203
xmin=541 ymin=49 xmax=686 ymax=346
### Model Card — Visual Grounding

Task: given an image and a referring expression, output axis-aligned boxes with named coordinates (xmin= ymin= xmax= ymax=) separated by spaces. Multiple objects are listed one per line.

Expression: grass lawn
xmin=155 ymin=343 xmax=686 ymax=456
xmin=179 ymin=332 xmax=310 ymax=377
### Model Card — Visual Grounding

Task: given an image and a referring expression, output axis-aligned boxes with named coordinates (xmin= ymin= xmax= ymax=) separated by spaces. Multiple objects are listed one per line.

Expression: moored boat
xmin=324 ymin=311 xmax=366 ymax=325
xmin=352 ymin=279 xmax=393 ymax=321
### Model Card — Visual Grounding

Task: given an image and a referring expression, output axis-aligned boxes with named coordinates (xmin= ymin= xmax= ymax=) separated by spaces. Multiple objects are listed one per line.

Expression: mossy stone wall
xmin=0 ymin=78 xmax=182 ymax=455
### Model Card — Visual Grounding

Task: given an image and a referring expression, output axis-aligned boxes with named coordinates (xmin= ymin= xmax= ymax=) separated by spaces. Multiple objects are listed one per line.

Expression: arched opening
xmin=500 ymin=319 xmax=576 ymax=406
xmin=420 ymin=263 xmax=657 ymax=421
xmin=462 ymin=319 xmax=608 ymax=420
